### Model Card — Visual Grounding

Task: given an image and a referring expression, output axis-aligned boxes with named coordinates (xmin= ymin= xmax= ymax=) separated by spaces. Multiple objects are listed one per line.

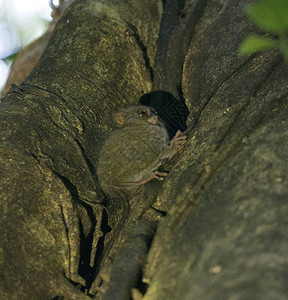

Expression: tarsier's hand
xmin=121 ymin=170 xmax=168 ymax=186
xmin=152 ymin=170 xmax=168 ymax=181
xmin=169 ymin=130 xmax=187 ymax=159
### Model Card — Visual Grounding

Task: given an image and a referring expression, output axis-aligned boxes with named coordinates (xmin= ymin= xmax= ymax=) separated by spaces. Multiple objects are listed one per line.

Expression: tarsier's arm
xmin=162 ymin=130 xmax=187 ymax=160
xmin=121 ymin=131 xmax=187 ymax=187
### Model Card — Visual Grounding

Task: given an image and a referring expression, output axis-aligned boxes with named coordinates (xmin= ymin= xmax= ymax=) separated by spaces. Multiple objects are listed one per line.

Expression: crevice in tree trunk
xmin=87 ymin=208 xmax=111 ymax=287
xmin=153 ymin=0 xmax=208 ymax=97
xmin=126 ymin=22 xmax=154 ymax=83
xmin=150 ymin=206 xmax=167 ymax=217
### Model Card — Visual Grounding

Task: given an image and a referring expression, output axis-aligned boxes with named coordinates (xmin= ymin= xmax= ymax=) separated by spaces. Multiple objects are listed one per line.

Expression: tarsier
xmin=96 ymin=105 xmax=187 ymax=273
xmin=97 ymin=105 xmax=187 ymax=196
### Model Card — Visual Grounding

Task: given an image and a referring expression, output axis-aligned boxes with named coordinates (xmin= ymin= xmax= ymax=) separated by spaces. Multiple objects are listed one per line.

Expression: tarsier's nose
xmin=147 ymin=115 xmax=158 ymax=125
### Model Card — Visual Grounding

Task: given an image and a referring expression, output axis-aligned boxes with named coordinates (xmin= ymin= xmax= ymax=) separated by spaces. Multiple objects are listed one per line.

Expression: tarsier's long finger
xmin=171 ymin=130 xmax=182 ymax=141
xmin=154 ymin=171 xmax=168 ymax=176
xmin=175 ymin=130 xmax=182 ymax=137
xmin=176 ymin=140 xmax=186 ymax=145
xmin=175 ymin=136 xmax=187 ymax=140
xmin=153 ymin=171 xmax=168 ymax=180
xmin=173 ymin=136 xmax=187 ymax=144
xmin=175 ymin=140 xmax=186 ymax=145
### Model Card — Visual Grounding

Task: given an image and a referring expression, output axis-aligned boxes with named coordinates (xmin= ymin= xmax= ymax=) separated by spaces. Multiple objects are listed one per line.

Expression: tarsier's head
xmin=113 ymin=105 xmax=162 ymax=127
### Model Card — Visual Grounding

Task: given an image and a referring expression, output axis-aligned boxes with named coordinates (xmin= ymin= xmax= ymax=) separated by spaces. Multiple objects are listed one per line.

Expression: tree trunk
xmin=1 ymin=0 xmax=287 ymax=299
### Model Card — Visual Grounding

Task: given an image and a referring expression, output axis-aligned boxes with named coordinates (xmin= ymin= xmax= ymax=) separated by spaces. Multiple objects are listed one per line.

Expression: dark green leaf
xmin=247 ymin=0 xmax=288 ymax=34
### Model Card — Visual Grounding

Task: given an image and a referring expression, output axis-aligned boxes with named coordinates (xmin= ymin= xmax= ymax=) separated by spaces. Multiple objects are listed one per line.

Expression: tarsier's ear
xmin=114 ymin=111 xmax=127 ymax=127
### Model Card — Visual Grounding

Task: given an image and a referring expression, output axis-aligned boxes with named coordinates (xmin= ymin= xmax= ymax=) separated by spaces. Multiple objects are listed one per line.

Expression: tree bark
xmin=1 ymin=0 xmax=288 ymax=299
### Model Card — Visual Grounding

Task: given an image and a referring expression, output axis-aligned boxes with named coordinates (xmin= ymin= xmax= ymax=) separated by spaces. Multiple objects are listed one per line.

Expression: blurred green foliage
xmin=0 ymin=1 xmax=51 ymax=95
xmin=3 ymin=51 xmax=20 ymax=64
xmin=239 ymin=0 xmax=288 ymax=62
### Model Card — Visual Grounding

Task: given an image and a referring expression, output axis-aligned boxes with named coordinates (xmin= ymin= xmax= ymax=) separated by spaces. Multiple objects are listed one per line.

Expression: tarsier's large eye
xmin=137 ymin=109 xmax=147 ymax=117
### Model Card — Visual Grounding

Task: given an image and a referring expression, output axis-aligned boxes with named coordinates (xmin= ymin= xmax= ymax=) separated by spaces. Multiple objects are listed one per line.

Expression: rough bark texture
xmin=0 ymin=0 xmax=161 ymax=298
xmin=143 ymin=1 xmax=288 ymax=299
xmin=1 ymin=0 xmax=288 ymax=299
